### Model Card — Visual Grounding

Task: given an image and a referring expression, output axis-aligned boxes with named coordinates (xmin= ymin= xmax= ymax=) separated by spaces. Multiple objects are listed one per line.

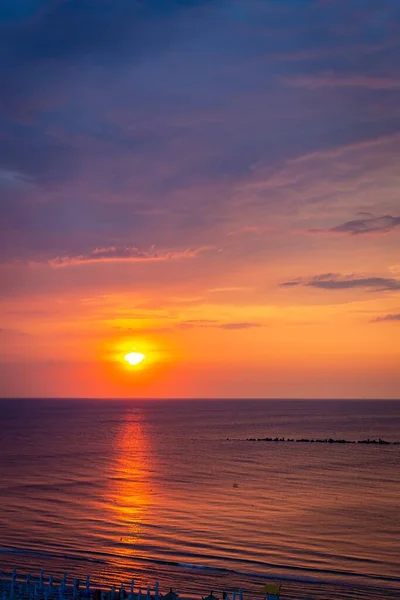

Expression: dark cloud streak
xmin=47 ymin=245 xmax=213 ymax=267
xmin=281 ymin=274 xmax=400 ymax=292
xmin=373 ymin=313 xmax=400 ymax=322
xmin=330 ymin=215 xmax=400 ymax=235
xmin=219 ymin=322 xmax=261 ymax=330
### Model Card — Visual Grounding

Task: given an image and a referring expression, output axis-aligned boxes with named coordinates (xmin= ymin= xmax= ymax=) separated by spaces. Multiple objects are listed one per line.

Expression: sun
xmin=124 ymin=352 xmax=146 ymax=366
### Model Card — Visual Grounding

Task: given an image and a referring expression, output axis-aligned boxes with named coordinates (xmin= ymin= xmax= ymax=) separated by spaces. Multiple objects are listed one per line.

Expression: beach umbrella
xmin=162 ymin=589 xmax=179 ymax=600
xmin=203 ymin=592 xmax=218 ymax=600
xmin=11 ymin=570 xmax=17 ymax=591
xmin=264 ymin=584 xmax=280 ymax=600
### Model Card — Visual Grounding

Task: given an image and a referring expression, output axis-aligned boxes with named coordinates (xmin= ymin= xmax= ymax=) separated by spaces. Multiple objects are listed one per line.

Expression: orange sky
xmin=0 ymin=1 xmax=399 ymax=398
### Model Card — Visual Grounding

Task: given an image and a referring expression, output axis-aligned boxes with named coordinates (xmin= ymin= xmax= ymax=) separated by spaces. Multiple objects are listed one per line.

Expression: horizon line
xmin=0 ymin=397 xmax=399 ymax=401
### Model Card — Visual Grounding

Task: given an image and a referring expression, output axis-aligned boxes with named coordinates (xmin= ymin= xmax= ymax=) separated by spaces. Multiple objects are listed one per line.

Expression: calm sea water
xmin=0 ymin=399 xmax=399 ymax=600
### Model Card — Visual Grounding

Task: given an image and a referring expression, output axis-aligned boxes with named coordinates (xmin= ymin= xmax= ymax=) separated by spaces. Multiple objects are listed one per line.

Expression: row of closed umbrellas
xmin=0 ymin=572 xmax=253 ymax=600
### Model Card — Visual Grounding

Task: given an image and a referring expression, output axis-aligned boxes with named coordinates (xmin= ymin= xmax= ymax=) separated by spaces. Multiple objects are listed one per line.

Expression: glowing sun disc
xmin=124 ymin=352 xmax=146 ymax=366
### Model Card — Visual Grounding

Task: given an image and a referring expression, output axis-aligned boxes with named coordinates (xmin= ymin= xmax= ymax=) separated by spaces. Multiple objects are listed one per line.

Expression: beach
xmin=0 ymin=567 xmax=399 ymax=600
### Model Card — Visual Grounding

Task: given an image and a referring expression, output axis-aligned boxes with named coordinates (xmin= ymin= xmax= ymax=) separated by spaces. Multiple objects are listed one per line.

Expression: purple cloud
xmin=47 ymin=245 xmax=215 ymax=267
xmin=373 ymin=313 xmax=400 ymax=322
xmin=283 ymin=75 xmax=400 ymax=90
xmin=281 ymin=274 xmax=400 ymax=292
xmin=219 ymin=322 xmax=261 ymax=330
xmin=330 ymin=215 xmax=400 ymax=235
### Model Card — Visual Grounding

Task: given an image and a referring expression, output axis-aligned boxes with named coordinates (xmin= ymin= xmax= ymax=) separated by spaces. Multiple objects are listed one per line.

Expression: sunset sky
xmin=1 ymin=0 xmax=399 ymax=398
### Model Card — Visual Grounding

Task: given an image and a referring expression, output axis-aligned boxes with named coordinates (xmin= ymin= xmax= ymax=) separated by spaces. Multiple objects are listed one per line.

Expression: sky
xmin=0 ymin=0 xmax=399 ymax=399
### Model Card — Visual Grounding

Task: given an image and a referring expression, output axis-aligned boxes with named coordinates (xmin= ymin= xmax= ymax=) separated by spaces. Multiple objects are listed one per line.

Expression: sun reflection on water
xmin=109 ymin=410 xmax=154 ymax=551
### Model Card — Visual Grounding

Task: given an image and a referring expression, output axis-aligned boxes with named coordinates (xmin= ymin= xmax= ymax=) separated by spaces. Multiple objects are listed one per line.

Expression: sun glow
xmin=102 ymin=336 xmax=173 ymax=377
xmin=124 ymin=352 xmax=146 ymax=366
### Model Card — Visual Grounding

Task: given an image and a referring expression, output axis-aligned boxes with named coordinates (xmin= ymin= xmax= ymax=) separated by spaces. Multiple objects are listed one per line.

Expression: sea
xmin=0 ymin=399 xmax=399 ymax=600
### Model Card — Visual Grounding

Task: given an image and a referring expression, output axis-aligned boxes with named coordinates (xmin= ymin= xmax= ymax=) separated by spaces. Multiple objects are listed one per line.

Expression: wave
xmin=1 ymin=546 xmax=399 ymax=589
xmin=0 ymin=547 xmax=107 ymax=565
xmin=176 ymin=557 xmax=400 ymax=586
xmin=178 ymin=564 xmax=216 ymax=571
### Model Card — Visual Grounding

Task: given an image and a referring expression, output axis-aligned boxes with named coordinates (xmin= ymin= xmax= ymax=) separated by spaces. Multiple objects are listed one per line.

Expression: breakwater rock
xmin=229 ymin=437 xmax=400 ymax=445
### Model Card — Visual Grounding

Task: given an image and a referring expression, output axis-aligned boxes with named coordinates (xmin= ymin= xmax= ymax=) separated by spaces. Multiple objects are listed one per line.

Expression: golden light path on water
xmin=107 ymin=410 xmax=154 ymax=574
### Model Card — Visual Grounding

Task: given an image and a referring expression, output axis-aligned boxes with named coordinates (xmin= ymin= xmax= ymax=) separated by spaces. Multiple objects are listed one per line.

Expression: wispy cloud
xmin=330 ymin=215 xmax=400 ymax=235
xmin=208 ymin=286 xmax=249 ymax=293
xmin=47 ymin=245 xmax=216 ymax=267
xmin=227 ymin=226 xmax=270 ymax=236
xmin=0 ymin=328 xmax=32 ymax=337
xmin=373 ymin=313 xmax=400 ymax=323
xmin=0 ymin=168 xmax=33 ymax=191
xmin=309 ymin=215 xmax=400 ymax=236
xmin=116 ymin=320 xmax=262 ymax=333
xmin=281 ymin=274 xmax=400 ymax=292
xmin=178 ymin=320 xmax=261 ymax=330
xmin=219 ymin=322 xmax=261 ymax=330
xmin=283 ymin=75 xmax=400 ymax=90
xmin=179 ymin=319 xmax=219 ymax=327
